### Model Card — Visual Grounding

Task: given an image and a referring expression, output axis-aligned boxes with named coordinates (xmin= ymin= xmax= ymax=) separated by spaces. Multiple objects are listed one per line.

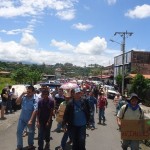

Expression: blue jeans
xmin=89 ymin=110 xmax=95 ymax=128
xmin=38 ymin=123 xmax=51 ymax=150
xmin=61 ymin=127 xmax=72 ymax=149
xmin=71 ymin=125 xmax=86 ymax=150
xmin=122 ymin=140 xmax=139 ymax=150
xmin=16 ymin=119 xmax=35 ymax=149
xmin=57 ymin=122 xmax=62 ymax=130
xmin=99 ymin=108 xmax=105 ymax=123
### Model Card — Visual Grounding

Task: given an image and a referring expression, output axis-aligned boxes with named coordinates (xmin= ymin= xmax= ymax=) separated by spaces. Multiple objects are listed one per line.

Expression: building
xmin=55 ymin=68 xmax=63 ymax=79
xmin=0 ymin=71 xmax=11 ymax=77
xmin=88 ymin=64 xmax=114 ymax=85
xmin=114 ymin=50 xmax=150 ymax=84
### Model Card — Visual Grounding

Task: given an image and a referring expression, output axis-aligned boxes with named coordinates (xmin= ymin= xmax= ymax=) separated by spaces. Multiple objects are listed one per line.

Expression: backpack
xmin=122 ymin=104 xmax=143 ymax=119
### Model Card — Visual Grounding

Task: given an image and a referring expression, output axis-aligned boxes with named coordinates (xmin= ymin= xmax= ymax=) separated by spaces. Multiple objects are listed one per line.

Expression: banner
xmin=121 ymin=119 xmax=150 ymax=140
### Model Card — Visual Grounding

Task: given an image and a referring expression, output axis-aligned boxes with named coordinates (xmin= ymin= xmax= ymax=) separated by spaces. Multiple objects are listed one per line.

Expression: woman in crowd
xmin=1 ymin=88 xmax=8 ymax=119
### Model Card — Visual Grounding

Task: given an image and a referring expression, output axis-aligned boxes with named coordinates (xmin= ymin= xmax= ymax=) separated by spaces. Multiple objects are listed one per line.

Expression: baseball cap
xmin=74 ymin=88 xmax=81 ymax=94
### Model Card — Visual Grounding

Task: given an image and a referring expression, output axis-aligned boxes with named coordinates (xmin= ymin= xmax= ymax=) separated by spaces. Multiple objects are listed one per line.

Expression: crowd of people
xmin=0 ymin=85 xmax=19 ymax=120
xmin=0 ymin=81 xmax=145 ymax=150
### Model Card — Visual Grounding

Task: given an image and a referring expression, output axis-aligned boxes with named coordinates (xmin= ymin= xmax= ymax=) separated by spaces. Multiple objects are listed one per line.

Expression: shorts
xmin=1 ymin=101 xmax=7 ymax=107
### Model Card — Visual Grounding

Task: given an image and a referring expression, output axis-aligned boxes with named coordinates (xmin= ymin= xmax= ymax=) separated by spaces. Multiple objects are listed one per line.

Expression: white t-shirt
xmin=117 ymin=104 xmax=144 ymax=120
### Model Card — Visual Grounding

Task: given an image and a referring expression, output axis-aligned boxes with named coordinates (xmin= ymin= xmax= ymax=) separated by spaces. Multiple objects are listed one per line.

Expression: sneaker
xmin=91 ymin=127 xmax=95 ymax=130
xmin=67 ymin=140 xmax=72 ymax=145
xmin=0 ymin=117 xmax=7 ymax=120
xmin=28 ymin=145 xmax=35 ymax=150
xmin=57 ymin=146 xmax=63 ymax=150
xmin=44 ymin=142 xmax=50 ymax=149
xmin=97 ymin=122 xmax=101 ymax=124
xmin=53 ymin=128 xmax=61 ymax=133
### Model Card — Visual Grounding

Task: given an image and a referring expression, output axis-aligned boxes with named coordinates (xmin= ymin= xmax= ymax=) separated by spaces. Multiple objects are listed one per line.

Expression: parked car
xmin=104 ymin=85 xmax=118 ymax=99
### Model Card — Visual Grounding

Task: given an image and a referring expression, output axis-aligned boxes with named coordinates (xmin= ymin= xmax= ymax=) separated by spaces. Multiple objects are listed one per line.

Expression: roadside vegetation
xmin=0 ymin=77 xmax=15 ymax=92
xmin=115 ymin=73 xmax=150 ymax=106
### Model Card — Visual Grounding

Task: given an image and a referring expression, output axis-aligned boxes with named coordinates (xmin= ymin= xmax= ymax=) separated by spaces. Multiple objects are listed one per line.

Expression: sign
xmin=121 ymin=119 xmax=150 ymax=140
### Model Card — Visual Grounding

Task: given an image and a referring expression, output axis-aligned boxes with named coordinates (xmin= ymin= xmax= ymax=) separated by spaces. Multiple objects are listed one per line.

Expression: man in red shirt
xmin=97 ymin=91 xmax=107 ymax=125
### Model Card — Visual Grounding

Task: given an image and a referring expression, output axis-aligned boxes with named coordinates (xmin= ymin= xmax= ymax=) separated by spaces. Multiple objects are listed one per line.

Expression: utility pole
xmin=114 ymin=31 xmax=133 ymax=96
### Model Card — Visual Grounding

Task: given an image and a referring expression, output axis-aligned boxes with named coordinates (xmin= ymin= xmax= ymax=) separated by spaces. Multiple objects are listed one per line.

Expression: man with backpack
xmin=62 ymin=88 xmax=90 ymax=150
xmin=117 ymin=93 xmax=144 ymax=150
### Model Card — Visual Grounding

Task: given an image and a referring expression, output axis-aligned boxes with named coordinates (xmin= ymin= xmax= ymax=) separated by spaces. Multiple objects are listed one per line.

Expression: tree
xmin=11 ymin=68 xmax=28 ymax=84
xmin=11 ymin=67 xmax=42 ymax=84
xmin=28 ymin=71 xmax=41 ymax=85
xmin=130 ymin=74 xmax=148 ymax=100
xmin=115 ymin=74 xmax=122 ymax=93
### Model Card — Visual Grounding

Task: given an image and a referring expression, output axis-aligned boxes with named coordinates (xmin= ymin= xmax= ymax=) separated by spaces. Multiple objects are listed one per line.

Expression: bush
xmin=0 ymin=77 xmax=16 ymax=92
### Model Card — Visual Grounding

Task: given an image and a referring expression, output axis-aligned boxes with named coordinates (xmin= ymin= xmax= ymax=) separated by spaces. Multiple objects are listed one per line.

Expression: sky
xmin=0 ymin=0 xmax=150 ymax=67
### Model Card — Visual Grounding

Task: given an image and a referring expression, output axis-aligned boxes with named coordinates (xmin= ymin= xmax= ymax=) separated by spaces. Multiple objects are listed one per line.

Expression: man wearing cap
xmin=58 ymin=90 xmax=72 ymax=150
xmin=117 ymin=93 xmax=144 ymax=150
xmin=62 ymin=88 xmax=90 ymax=150
xmin=54 ymin=88 xmax=65 ymax=132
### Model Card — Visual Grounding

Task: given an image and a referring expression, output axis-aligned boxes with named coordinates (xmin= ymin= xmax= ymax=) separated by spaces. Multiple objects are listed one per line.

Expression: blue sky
xmin=0 ymin=0 xmax=150 ymax=67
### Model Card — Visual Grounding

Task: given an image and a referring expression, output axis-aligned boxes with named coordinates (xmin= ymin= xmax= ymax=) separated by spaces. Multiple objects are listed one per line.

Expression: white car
xmin=104 ymin=85 xmax=118 ymax=99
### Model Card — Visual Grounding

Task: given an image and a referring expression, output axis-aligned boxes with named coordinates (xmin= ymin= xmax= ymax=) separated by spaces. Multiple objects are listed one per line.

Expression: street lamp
xmin=110 ymin=39 xmax=124 ymax=95
xmin=110 ymin=31 xmax=133 ymax=96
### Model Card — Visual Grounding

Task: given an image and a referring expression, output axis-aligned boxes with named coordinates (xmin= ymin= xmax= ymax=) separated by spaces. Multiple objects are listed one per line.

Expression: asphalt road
xmin=0 ymin=99 xmax=149 ymax=150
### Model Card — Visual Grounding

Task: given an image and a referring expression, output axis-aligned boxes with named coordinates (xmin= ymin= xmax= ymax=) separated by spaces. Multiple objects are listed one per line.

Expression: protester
xmin=58 ymin=90 xmax=72 ymax=150
xmin=113 ymin=92 xmax=122 ymax=115
xmin=93 ymin=86 xmax=99 ymax=99
xmin=16 ymin=85 xmax=37 ymax=150
xmin=86 ymin=90 xmax=97 ymax=130
xmin=63 ymin=88 xmax=90 ymax=150
xmin=97 ymin=91 xmax=107 ymax=125
xmin=11 ymin=87 xmax=18 ymax=112
xmin=54 ymin=88 xmax=65 ymax=132
xmin=6 ymin=85 xmax=13 ymax=114
xmin=0 ymin=88 xmax=8 ymax=119
xmin=117 ymin=95 xmax=127 ymax=113
xmin=36 ymin=90 xmax=54 ymax=150
xmin=117 ymin=93 xmax=144 ymax=150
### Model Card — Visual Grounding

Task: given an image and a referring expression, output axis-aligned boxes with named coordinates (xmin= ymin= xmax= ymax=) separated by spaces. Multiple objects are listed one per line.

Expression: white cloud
xmin=0 ymin=36 xmax=119 ymax=66
xmin=0 ymin=29 xmax=24 ymax=35
xmin=20 ymin=33 xmax=38 ymax=47
xmin=0 ymin=18 xmax=37 ymax=35
xmin=56 ymin=9 xmax=76 ymax=20
xmin=0 ymin=0 xmax=78 ymax=19
xmin=125 ymin=4 xmax=150 ymax=19
xmin=74 ymin=36 xmax=107 ymax=55
xmin=50 ymin=39 xmax=74 ymax=51
xmin=107 ymin=0 xmax=117 ymax=5
xmin=72 ymin=23 xmax=93 ymax=31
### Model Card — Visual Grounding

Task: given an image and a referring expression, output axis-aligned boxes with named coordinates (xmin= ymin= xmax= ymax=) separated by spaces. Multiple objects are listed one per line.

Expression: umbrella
xmin=69 ymin=79 xmax=77 ymax=83
xmin=60 ymin=82 xmax=79 ymax=90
